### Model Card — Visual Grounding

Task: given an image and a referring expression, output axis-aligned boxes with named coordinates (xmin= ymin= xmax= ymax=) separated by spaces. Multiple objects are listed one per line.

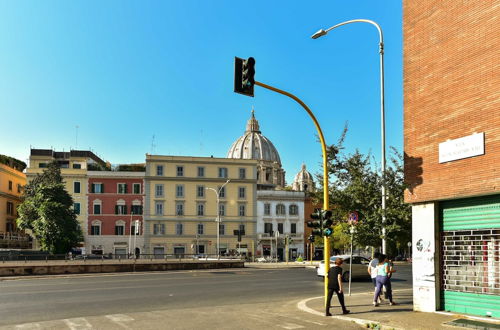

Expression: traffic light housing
xmin=322 ymin=210 xmax=334 ymax=237
xmin=307 ymin=209 xmax=323 ymax=237
xmin=234 ymin=56 xmax=255 ymax=97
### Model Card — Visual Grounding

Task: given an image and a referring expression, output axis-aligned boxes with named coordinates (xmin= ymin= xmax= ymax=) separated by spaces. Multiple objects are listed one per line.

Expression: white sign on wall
xmin=439 ymin=132 xmax=484 ymax=163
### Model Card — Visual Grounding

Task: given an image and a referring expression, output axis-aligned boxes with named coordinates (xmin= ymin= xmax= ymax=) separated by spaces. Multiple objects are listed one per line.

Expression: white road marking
xmin=105 ymin=314 xmax=134 ymax=322
xmin=63 ymin=318 xmax=92 ymax=330
xmin=15 ymin=323 xmax=41 ymax=329
xmin=278 ymin=323 xmax=304 ymax=329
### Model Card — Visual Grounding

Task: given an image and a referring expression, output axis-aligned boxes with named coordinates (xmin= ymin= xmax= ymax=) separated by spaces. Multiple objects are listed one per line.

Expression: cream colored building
xmin=26 ymin=149 xmax=107 ymax=244
xmin=144 ymin=155 xmax=257 ymax=256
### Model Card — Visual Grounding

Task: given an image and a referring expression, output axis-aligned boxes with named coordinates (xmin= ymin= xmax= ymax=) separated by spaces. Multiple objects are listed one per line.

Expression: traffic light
xmin=234 ymin=56 xmax=255 ymax=97
xmin=323 ymin=210 xmax=334 ymax=237
xmin=308 ymin=235 xmax=314 ymax=243
xmin=307 ymin=209 xmax=323 ymax=236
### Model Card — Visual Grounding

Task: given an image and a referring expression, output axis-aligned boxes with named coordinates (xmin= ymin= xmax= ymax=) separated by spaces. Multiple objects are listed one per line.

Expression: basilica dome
xmin=226 ymin=111 xmax=281 ymax=165
xmin=292 ymin=164 xmax=315 ymax=193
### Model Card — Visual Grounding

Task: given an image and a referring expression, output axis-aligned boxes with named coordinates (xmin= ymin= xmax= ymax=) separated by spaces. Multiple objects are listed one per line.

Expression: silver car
xmin=316 ymin=255 xmax=371 ymax=282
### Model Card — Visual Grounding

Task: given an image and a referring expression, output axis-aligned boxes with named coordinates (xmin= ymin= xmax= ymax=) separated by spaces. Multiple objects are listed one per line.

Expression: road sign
xmin=348 ymin=211 xmax=359 ymax=224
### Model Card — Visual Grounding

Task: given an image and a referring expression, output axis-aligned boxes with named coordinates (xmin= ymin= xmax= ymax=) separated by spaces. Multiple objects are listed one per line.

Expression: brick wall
xmin=404 ymin=1 xmax=500 ymax=203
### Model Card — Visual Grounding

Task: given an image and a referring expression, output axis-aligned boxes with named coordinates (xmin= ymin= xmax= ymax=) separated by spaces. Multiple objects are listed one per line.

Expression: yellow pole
xmin=254 ymin=80 xmax=330 ymax=307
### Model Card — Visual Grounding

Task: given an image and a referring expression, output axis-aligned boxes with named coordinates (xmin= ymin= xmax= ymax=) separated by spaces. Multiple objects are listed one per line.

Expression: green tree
xmin=17 ymin=162 xmax=83 ymax=253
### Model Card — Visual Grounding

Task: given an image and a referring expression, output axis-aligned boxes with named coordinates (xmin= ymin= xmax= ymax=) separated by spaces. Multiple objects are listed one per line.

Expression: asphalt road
xmin=0 ymin=264 xmax=412 ymax=328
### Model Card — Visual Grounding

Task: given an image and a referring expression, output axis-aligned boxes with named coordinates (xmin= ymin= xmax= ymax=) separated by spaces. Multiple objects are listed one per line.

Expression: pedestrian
xmin=325 ymin=258 xmax=350 ymax=316
xmin=373 ymin=254 xmax=396 ymax=306
xmin=368 ymin=252 xmax=382 ymax=303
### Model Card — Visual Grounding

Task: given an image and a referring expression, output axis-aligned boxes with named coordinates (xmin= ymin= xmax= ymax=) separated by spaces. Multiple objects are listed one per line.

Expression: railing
xmin=0 ymin=232 xmax=31 ymax=241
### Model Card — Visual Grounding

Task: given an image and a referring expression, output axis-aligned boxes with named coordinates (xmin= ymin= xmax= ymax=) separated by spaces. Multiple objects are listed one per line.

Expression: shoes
xmin=325 ymin=312 xmax=332 ymax=316
xmin=342 ymin=310 xmax=351 ymax=315
xmin=373 ymin=302 xmax=379 ymax=307
xmin=390 ymin=302 xmax=397 ymax=306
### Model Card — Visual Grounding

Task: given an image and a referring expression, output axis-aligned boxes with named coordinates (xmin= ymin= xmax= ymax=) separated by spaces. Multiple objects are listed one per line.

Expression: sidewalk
xmin=245 ymin=261 xmax=320 ymax=269
xmin=302 ymin=288 xmax=500 ymax=329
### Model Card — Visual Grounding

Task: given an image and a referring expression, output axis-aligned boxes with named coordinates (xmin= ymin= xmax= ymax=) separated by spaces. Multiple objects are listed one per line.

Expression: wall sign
xmin=439 ymin=132 xmax=484 ymax=163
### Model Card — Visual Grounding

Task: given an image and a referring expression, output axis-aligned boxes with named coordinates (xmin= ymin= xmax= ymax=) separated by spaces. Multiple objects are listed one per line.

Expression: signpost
xmin=348 ymin=211 xmax=358 ymax=296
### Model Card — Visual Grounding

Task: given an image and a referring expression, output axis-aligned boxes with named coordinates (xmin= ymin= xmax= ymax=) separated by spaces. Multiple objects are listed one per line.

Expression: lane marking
xmin=105 ymin=314 xmax=134 ymax=329
xmin=278 ymin=323 xmax=304 ymax=329
xmin=15 ymin=323 xmax=41 ymax=329
xmin=63 ymin=318 xmax=92 ymax=330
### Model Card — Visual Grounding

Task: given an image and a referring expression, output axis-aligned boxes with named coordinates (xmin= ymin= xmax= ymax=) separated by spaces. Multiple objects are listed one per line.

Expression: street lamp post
xmin=206 ymin=179 xmax=230 ymax=257
xmin=311 ymin=19 xmax=387 ymax=254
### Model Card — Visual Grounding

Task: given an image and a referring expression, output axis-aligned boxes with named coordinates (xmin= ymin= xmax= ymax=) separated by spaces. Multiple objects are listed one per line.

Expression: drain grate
xmin=446 ymin=319 xmax=500 ymax=330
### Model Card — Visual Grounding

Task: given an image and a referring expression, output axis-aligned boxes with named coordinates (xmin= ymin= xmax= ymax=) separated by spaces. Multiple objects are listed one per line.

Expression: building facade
xmin=87 ymin=171 xmax=145 ymax=256
xmin=144 ymin=155 xmax=258 ymax=256
xmin=26 ymin=149 xmax=108 ymax=248
xmin=0 ymin=160 xmax=29 ymax=249
xmin=404 ymin=2 xmax=499 ymax=317
xmin=256 ymin=190 xmax=305 ymax=260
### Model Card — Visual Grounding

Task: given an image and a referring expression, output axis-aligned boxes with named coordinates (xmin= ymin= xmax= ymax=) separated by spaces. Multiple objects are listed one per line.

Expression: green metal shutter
xmin=440 ymin=194 xmax=500 ymax=318
xmin=440 ymin=195 xmax=500 ymax=231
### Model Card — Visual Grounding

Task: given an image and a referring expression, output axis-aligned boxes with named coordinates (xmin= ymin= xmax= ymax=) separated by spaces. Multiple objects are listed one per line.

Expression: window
xmin=131 ymin=205 xmax=143 ymax=215
xmin=239 ymin=224 xmax=245 ymax=234
xmin=155 ymin=202 xmax=164 ymax=215
xmin=117 ymin=183 xmax=127 ymax=194
xmin=197 ymin=185 xmax=205 ymax=198
xmin=74 ymin=203 xmax=81 ymax=215
xmin=276 ymin=204 xmax=286 ymax=216
xmin=91 ymin=221 xmax=101 ymax=235
xmin=74 ymin=182 xmax=81 ymax=194
xmin=239 ymin=168 xmax=246 ymax=179
xmin=291 ymin=223 xmax=297 ymax=234
xmin=92 ymin=183 xmax=104 ymax=193
xmin=219 ymin=224 xmax=225 ymax=235
xmin=116 ymin=204 xmax=127 ymax=215
xmin=39 ymin=163 xmax=47 ymax=168
xmin=197 ymin=203 xmax=204 ymax=216
xmin=176 ymin=185 xmax=184 ymax=198
xmin=8 ymin=181 xmax=12 ymax=191
xmin=278 ymin=223 xmax=284 ymax=234
xmin=197 ymin=166 xmax=205 ymax=177
xmin=153 ymin=223 xmax=165 ymax=235
xmin=176 ymin=223 xmax=183 ymax=235
xmin=155 ymin=184 xmax=164 ymax=197
xmin=133 ymin=183 xmax=141 ymax=194
xmin=93 ymin=203 xmax=101 ymax=215
xmin=238 ymin=187 xmax=246 ymax=199
xmin=131 ymin=222 xmax=140 ymax=235
xmin=72 ymin=163 xmax=82 ymax=169
xmin=218 ymin=167 xmax=228 ymax=178
xmin=264 ymin=223 xmax=273 ymax=234
xmin=115 ymin=221 xmax=125 ymax=235
xmin=289 ymin=204 xmax=298 ymax=216
xmin=176 ymin=166 xmax=184 ymax=177
xmin=17 ymin=184 xmax=22 ymax=193
xmin=219 ymin=204 xmax=225 ymax=216
xmin=176 ymin=203 xmax=184 ymax=216
xmin=197 ymin=224 xmax=204 ymax=235
xmin=264 ymin=203 xmax=271 ymax=216
xmin=156 ymin=165 xmax=163 ymax=176
xmin=219 ymin=186 xmax=226 ymax=198
xmin=239 ymin=204 xmax=246 ymax=216
xmin=6 ymin=202 xmax=14 ymax=216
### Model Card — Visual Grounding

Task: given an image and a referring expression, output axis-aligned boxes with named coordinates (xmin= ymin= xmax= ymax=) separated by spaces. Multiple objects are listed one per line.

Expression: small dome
xmin=292 ymin=164 xmax=315 ymax=192
xmin=227 ymin=110 xmax=281 ymax=164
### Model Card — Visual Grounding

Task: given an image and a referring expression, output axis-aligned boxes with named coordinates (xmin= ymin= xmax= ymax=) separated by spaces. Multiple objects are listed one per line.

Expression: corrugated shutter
xmin=440 ymin=195 xmax=500 ymax=231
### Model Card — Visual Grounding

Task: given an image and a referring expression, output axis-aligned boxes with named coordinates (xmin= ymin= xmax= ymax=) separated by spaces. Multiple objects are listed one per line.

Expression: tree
xmin=17 ymin=162 xmax=83 ymax=253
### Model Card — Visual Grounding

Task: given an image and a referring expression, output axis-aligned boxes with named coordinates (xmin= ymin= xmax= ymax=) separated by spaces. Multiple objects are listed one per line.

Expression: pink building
xmin=87 ymin=171 xmax=145 ymax=256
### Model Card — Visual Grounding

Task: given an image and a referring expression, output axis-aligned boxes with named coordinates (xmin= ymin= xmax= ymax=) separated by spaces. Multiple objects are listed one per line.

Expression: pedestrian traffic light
xmin=234 ymin=56 xmax=255 ymax=97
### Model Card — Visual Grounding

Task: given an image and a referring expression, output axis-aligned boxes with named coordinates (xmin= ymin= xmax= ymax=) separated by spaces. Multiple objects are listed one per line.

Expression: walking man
xmin=326 ymin=258 xmax=350 ymax=316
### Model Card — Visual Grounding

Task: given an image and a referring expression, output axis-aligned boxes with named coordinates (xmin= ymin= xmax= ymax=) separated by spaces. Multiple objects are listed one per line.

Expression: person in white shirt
xmin=368 ymin=252 xmax=383 ymax=302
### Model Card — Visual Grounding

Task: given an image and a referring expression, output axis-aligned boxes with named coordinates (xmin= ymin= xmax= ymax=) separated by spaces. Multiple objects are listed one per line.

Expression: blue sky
xmin=0 ymin=1 xmax=402 ymax=184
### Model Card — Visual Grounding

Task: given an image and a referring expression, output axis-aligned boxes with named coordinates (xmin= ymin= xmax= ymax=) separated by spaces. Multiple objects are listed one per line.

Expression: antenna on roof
xmin=151 ymin=134 xmax=156 ymax=154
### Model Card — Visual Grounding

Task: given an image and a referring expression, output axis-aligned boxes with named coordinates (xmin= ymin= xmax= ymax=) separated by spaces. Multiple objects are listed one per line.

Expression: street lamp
xmin=206 ymin=179 xmax=230 ymax=257
xmin=311 ymin=19 xmax=388 ymax=254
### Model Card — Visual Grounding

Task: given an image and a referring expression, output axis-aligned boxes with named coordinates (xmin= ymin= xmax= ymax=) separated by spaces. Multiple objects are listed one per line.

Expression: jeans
xmin=374 ymin=275 xmax=392 ymax=302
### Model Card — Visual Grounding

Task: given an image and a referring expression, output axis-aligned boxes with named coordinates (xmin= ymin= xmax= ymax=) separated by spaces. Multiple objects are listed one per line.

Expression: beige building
xmin=26 ymin=149 xmax=108 ymax=243
xmin=144 ymin=155 xmax=257 ymax=256
xmin=0 ymin=159 xmax=28 ymax=248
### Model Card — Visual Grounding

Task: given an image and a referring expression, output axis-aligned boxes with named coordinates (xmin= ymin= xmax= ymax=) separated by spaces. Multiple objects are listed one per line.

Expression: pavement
xmin=302 ymin=288 xmax=500 ymax=329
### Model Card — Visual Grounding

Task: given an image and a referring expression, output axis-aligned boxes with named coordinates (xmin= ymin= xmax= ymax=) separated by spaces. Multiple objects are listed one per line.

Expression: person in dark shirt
xmin=326 ymin=257 xmax=350 ymax=316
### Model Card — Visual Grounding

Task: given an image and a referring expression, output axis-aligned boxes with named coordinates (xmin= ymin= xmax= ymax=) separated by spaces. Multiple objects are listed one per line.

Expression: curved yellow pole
xmin=255 ymin=80 xmax=330 ymax=307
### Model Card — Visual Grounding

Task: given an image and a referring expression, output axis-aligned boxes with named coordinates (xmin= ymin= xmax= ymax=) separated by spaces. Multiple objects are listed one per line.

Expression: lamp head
xmin=311 ymin=29 xmax=327 ymax=39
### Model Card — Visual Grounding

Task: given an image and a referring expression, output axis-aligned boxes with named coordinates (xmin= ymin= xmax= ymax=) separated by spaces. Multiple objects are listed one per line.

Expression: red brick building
xmin=404 ymin=1 xmax=499 ymax=317
xmin=87 ymin=171 xmax=145 ymax=256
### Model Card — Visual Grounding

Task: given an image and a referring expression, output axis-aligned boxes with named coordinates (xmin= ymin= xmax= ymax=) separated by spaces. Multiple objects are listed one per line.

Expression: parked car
xmin=316 ymin=255 xmax=371 ymax=282
xmin=74 ymin=254 xmax=110 ymax=260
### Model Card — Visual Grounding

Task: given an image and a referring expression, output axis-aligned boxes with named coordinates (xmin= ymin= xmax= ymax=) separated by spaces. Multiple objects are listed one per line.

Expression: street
xmin=0 ymin=264 xmax=413 ymax=329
